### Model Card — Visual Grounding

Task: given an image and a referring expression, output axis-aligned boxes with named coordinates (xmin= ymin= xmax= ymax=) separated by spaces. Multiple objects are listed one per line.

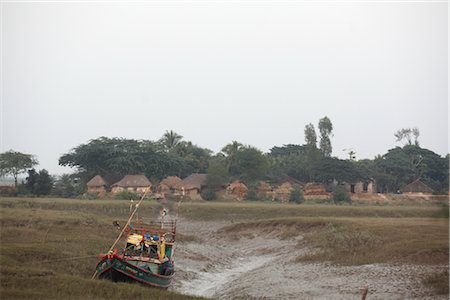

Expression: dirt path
xmin=171 ymin=219 xmax=447 ymax=299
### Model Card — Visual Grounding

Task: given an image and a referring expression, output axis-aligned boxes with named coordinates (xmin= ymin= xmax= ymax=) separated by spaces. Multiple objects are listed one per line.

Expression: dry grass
xmin=178 ymin=201 xmax=448 ymax=221
xmin=0 ymin=197 xmax=448 ymax=297
xmin=296 ymin=217 xmax=449 ymax=266
xmin=0 ymin=198 xmax=205 ymax=300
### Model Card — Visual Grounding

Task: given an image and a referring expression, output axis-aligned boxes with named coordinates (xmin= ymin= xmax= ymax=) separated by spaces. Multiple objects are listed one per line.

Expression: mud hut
xmin=273 ymin=182 xmax=294 ymax=202
xmin=304 ymin=182 xmax=327 ymax=196
xmin=177 ymin=173 xmax=208 ymax=200
xmin=157 ymin=176 xmax=183 ymax=195
xmin=257 ymin=181 xmax=273 ymax=199
xmin=400 ymin=179 xmax=433 ymax=195
xmin=226 ymin=181 xmax=248 ymax=201
xmin=111 ymin=175 xmax=152 ymax=195
xmin=86 ymin=175 xmax=107 ymax=198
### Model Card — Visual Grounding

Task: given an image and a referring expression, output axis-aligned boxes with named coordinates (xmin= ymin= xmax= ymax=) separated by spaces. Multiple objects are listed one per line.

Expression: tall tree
xmin=173 ymin=141 xmax=212 ymax=174
xmin=318 ymin=116 xmax=333 ymax=157
xmin=25 ymin=169 xmax=53 ymax=195
xmin=374 ymin=145 xmax=448 ymax=193
xmin=160 ymin=130 xmax=183 ymax=151
xmin=304 ymin=123 xmax=317 ymax=150
xmin=394 ymin=127 xmax=420 ymax=146
xmin=304 ymin=123 xmax=320 ymax=180
xmin=59 ymin=137 xmax=186 ymax=182
xmin=221 ymin=141 xmax=243 ymax=172
xmin=0 ymin=150 xmax=38 ymax=187
xmin=232 ymin=146 xmax=269 ymax=182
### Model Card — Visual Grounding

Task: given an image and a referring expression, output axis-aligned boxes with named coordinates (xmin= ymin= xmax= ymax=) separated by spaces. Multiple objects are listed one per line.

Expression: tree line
xmin=0 ymin=120 xmax=448 ymax=197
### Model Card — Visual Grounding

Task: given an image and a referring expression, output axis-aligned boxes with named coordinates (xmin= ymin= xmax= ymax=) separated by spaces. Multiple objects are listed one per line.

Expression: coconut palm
xmin=160 ymin=130 xmax=183 ymax=151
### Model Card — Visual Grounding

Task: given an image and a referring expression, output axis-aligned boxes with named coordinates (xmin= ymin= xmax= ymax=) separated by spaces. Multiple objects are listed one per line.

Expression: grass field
xmin=0 ymin=197 xmax=448 ymax=298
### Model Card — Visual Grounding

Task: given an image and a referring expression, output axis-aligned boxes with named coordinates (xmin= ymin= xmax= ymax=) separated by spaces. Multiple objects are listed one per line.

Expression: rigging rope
xmin=91 ymin=186 xmax=151 ymax=280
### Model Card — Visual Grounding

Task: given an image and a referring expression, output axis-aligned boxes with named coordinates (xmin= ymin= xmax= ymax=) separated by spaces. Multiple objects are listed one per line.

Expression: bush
xmin=332 ymin=185 xmax=351 ymax=204
xmin=200 ymin=188 xmax=216 ymax=201
xmin=114 ymin=190 xmax=140 ymax=200
xmin=289 ymin=186 xmax=304 ymax=204
xmin=246 ymin=186 xmax=258 ymax=201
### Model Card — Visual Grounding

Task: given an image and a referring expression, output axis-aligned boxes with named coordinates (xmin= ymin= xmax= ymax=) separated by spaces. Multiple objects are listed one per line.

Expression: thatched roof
xmin=258 ymin=181 xmax=273 ymax=192
xmin=401 ymin=179 xmax=433 ymax=194
xmin=86 ymin=175 xmax=107 ymax=187
xmin=274 ymin=182 xmax=294 ymax=193
xmin=112 ymin=175 xmax=151 ymax=188
xmin=179 ymin=173 xmax=208 ymax=190
xmin=228 ymin=181 xmax=248 ymax=192
xmin=304 ymin=182 xmax=327 ymax=195
xmin=159 ymin=176 xmax=183 ymax=188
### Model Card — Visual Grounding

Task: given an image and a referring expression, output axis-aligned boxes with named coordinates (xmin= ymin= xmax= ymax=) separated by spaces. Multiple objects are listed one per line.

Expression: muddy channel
xmin=170 ymin=219 xmax=447 ymax=299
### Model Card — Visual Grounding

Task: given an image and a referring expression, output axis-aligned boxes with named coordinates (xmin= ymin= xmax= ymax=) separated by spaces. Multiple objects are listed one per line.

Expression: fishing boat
xmin=93 ymin=192 xmax=177 ymax=289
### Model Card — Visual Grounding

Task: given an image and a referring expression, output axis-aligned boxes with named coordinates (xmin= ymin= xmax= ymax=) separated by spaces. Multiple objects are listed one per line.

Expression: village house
xmin=176 ymin=173 xmax=208 ymax=200
xmin=257 ymin=181 xmax=273 ymax=200
xmin=304 ymin=182 xmax=328 ymax=196
xmin=111 ymin=175 xmax=152 ymax=195
xmin=401 ymin=179 xmax=433 ymax=195
xmin=86 ymin=175 xmax=108 ymax=198
xmin=156 ymin=176 xmax=183 ymax=194
xmin=226 ymin=181 xmax=248 ymax=201
xmin=272 ymin=182 xmax=294 ymax=202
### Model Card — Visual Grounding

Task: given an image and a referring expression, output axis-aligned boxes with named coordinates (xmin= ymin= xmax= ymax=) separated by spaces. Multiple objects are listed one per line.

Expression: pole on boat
xmin=91 ymin=185 xmax=152 ymax=280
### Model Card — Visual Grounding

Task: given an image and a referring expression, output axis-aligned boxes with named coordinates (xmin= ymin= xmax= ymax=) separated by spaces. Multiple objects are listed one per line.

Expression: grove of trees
xmin=1 ymin=120 xmax=448 ymax=197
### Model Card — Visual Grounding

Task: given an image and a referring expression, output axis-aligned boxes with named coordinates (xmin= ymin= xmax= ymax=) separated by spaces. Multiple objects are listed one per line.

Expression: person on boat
xmin=159 ymin=256 xmax=174 ymax=276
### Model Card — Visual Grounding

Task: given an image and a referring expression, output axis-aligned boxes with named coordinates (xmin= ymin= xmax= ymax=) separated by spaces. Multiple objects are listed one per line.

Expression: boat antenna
xmin=170 ymin=187 xmax=184 ymax=259
xmin=91 ymin=185 xmax=151 ymax=280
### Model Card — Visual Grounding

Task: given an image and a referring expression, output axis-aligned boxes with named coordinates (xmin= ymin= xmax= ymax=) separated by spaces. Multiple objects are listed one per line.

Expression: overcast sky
xmin=1 ymin=1 xmax=448 ymax=175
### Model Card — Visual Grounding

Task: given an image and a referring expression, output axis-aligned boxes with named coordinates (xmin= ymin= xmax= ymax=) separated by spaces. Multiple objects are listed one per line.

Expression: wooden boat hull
xmin=96 ymin=254 xmax=173 ymax=289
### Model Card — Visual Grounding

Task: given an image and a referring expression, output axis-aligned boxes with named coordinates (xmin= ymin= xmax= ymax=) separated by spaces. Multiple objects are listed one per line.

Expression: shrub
xmin=200 ymin=188 xmax=216 ymax=201
xmin=332 ymin=185 xmax=351 ymax=204
xmin=114 ymin=190 xmax=140 ymax=200
xmin=289 ymin=186 xmax=304 ymax=204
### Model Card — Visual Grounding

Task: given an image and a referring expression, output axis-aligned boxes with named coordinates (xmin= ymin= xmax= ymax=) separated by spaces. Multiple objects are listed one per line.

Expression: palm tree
xmin=160 ymin=130 xmax=183 ymax=151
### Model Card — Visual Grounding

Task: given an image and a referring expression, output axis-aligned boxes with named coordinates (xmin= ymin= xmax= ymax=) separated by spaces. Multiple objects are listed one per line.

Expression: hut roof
xmin=228 ymin=181 xmax=248 ymax=191
xmin=112 ymin=175 xmax=151 ymax=188
xmin=160 ymin=176 xmax=183 ymax=188
xmin=401 ymin=179 xmax=433 ymax=194
xmin=179 ymin=173 xmax=208 ymax=190
xmin=86 ymin=175 xmax=107 ymax=187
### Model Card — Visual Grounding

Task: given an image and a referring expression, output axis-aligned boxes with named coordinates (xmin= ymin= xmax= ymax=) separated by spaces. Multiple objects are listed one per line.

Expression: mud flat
xmin=172 ymin=219 xmax=448 ymax=300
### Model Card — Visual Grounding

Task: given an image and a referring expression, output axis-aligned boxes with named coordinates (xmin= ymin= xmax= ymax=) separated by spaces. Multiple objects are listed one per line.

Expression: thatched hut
xmin=177 ymin=173 xmax=208 ymax=200
xmin=257 ymin=181 xmax=273 ymax=199
xmin=273 ymin=182 xmax=294 ymax=202
xmin=111 ymin=175 xmax=152 ymax=195
xmin=304 ymin=182 xmax=327 ymax=196
xmin=401 ymin=179 xmax=433 ymax=194
xmin=86 ymin=175 xmax=107 ymax=198
xmin=226 ymin=181 xmax=248 ymax=201
xmin=157 ymin=176 xmax=183 ymax=195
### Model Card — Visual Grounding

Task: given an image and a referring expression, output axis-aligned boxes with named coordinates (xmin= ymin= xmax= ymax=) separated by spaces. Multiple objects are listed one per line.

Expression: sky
xmin=1 ymin=1 xmax=448 ymax=175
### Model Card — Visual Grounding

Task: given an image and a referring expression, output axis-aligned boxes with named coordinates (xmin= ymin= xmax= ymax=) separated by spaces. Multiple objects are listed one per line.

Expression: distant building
xmin=304 ymin=182 xmax=327 ymax=196
xmin=86 ymin=175 xmax=107 ymax=198
xmin=158 ymin=176 xmax=183 ymax=193
xmin=273 ymin=182 xmax=294 ymax=202
xmin=177 ymin=173 xmax=208 ymax=200
xmin=257 ymin=181 xmax=273 ymax=200
xmin=401 ymin=179 xmax=433 ymax=195
xmin=226 ymin=181 xmax=248 ymax=201
xmin=111 ymin=175 xmax=152 ymax=195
